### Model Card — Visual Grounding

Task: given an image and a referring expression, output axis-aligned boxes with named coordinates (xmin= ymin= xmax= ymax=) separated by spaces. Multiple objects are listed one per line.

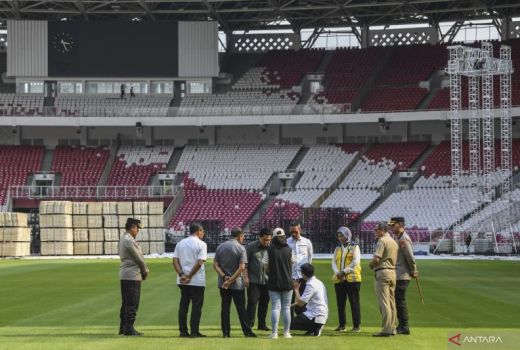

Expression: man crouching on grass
xmin=119 ymin=218 xmax=149 ymax=336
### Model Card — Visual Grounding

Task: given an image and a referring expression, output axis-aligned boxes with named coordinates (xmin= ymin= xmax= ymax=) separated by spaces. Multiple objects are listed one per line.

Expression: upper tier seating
xmin=175 ymin=145 xmax=301 ymax=190
xmin=107 ymin=145 xmax=174 ymax=187
xmin=378 ymin=44 xmax=448 ymax=85
xmin=0 ymin=145 xmax=44 ymax=205
xmin=361 ymin=86 xmax=428 ymax=112
xmin=0 ymin=94 xmax=44 ymax=116
xmin=51 ymin=146 xmax=110 ymax=187
xmin=429 ymin=39 xmax=520 ymax=109
xmin=420 ymin=139 xmax=520 ymax=177
xmin=55 ymin=95 xmax=172 ymax=117
xmin=179 ymin=50 xmax=323 ymax=116
xmin=308 ymin=47 xmax=386 ymax=110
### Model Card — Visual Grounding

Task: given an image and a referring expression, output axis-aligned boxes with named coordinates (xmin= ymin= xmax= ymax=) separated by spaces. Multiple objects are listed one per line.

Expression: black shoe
xmin=372 ymin=332 xmax=392 ymax=337
xmin=304 ymin=330 xmax=314 ymax=336
xmin=123 ymin=329 xmax=143 ymax=336
xmin=334 ymin=326 xmax=346 ymax=332
xmin=257 ymin=326 xmax=271 ymax=331
xmin=396 ymin=327 xmax=410 ymax=335
xmin=190 ymin=332 xmax=207 ymax=338
xmin=223 ymin=332 xmax=230 ymax=338
xmin=244 ymin=332 xmax=257 ymax=337
xmin=179 ymin=332 xmax=191 ymax=338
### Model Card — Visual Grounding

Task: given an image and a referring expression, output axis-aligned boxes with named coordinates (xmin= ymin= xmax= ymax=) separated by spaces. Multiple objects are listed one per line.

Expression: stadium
xmin=0 ymin=0 xmax=519 ymax=349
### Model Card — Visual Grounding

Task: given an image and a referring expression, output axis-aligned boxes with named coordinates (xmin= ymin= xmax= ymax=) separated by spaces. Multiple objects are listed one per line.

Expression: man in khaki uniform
xmin=119 ymin=218 xmax=149 ymax=336
xmin=389 ymin=217 xmax=418 ymax=335
xmin=369 ymin=221 xmax=398 ymax=337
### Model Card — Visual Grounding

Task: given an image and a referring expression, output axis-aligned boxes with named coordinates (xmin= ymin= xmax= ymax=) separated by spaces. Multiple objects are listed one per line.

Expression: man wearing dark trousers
xmin=119 ymin=218 xmax=149 ymax=336
xmin=291 ymin=263 xmax=328 ymax=337
xmin=214 ymin=227 xmax=257 ymax=338
xmin=389 ymin=217 xmax=418 ymax=335
xmin=287 ymin=221 xmax=313 ymax=317
xmin=246 ymin=228 xmax=272 ymax=331
xmin=332 ymin=226 xmax=362 ymax=332
xmin=172 ymin=222 xmax=207 ymax=338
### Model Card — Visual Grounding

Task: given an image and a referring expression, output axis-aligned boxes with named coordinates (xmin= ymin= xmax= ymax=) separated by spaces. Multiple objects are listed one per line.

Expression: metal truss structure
xmin=439 ymin=42 xmax=514 ymax=254
xmin=0 ymin=0 xmax=520 ymax=33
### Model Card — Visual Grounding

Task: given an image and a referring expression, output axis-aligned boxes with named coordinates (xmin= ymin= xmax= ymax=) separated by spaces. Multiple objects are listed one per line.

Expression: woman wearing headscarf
xmin=331 ymin=226 xmax=362 ymax=333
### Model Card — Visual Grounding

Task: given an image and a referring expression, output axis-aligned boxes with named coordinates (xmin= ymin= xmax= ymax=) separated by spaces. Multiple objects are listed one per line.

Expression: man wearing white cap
xmin=331 ymin=226 xmax=362 ymax=332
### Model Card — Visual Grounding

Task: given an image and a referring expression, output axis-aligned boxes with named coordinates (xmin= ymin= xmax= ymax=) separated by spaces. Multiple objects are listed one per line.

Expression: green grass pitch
xmin=0 ymin=258 xmax=518 ymax=350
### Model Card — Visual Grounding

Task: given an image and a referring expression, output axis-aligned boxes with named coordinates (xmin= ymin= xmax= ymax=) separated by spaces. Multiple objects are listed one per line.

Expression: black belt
xmin=375 ymin=268 xmax=395 ymax=272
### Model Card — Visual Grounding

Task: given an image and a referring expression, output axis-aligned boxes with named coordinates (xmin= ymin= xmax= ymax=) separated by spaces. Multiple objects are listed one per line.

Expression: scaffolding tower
xmin=438 ymin=42 xmax=513 ymax=254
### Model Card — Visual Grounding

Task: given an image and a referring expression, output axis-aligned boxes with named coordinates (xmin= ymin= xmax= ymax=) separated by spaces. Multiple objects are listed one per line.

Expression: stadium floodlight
xmin=436 ymin=43 xmax=513 ymax=254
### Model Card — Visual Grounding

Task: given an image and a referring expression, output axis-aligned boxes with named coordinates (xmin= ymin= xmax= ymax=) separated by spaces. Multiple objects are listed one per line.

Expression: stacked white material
xmin=87 ymin=202 xmax=103 ymax=215
xmin=133 ymin=202 xmax=148 ymax=215
xmin=146 ymin=201 xmax=164 ymax=254
xmin=104 ymin=229 xmax=121 ymax=242
xmin=104 ymin=241 xmax=119 ymax=255
xmin=89 ymin=229 xmax=104 ymax=241
xmin=148 ymin=202 xmax=163 ymax=215
xmin=321 ymin=188 xmax=381 ymax=214
xmin=296 ymin=145 xmax=359 ymax=190
xmin=176 ymin=145 xmax=301 ymax=190
xmin=73 ymin=229 xmax=89 ymax=241
xmin=118 ymin=202 xmax=133 ymax=215
xmin=87 ymin=215 xmax=103 ymax=228
xmin=72 ymin=202 xmax=88 ymax=215
xmin=103 ymin=215 xmax=119 ymax=228
xmin=40 ymin=201 xmax=73 ymax=255
xmin=0 ymin=212 xmax=30 ymax=257
xmin=102 ymin=202 xmax=118 ymax=215
xmin=40 ymin=201 xmax=73 ymax=215
xmin=339 ymin=158 xmax=395 ymax=189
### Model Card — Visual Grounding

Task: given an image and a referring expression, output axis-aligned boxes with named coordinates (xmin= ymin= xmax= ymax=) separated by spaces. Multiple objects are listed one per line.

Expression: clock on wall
xmin=52 ymin=32 xmax=75 ymax=54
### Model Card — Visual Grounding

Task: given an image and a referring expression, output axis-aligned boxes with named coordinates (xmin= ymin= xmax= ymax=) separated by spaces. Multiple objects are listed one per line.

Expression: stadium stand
xmin=0 ymin=145 xmax=44 ymax=207
xmin=51 ymin=146 xmax=110 ymax=187
xmin=107 ymin=145 xmax=174 ymax=187
xmin=55 ymin=95 xmax=172 ymax=117
xmin=175 ymin=145 xmax=301 ymax=190
xmin=179 ymin=49 xmax=323 ymax=116
xmin=0 ymin=93 xmax=44 ymax=116
xmin=322 ymin=142 xmax=429 ymax=220
xmin=169 ymin=145 xmax=301 ymax=230
xmin=170 ymin=176 xmax=265 ymax=231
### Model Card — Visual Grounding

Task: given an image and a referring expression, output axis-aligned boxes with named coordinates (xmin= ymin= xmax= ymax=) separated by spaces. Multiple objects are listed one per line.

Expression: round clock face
xmin=52 ymin=32 xmax=75 ymax=54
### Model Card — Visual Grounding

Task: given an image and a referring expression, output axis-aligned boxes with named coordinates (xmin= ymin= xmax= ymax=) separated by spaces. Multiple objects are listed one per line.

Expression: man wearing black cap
xmin=389 ymin=217 xmax=418 ymax=335
xmin=119 ymin=218 xmax=149 ymax=336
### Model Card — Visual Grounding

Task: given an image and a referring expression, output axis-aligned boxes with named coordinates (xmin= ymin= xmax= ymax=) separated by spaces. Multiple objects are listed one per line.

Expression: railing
xmin=8 ymin=185 xmax=179 ymax=200
xmin=1 ymin=103 xmax=352 ymax=118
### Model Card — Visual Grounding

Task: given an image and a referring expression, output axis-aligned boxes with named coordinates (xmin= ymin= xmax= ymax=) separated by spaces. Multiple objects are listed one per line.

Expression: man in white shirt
xmin=172 ymin=222 xmax=208 ymax=338
xmin=287 ymin=221 xmax=313 ymax=316
xmin=291 ymin=263 xmax=328 ymax=336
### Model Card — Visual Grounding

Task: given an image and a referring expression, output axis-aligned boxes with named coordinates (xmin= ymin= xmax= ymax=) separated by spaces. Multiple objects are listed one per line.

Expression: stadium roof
xmin=0 ymin=0 xmax=519 ymax=32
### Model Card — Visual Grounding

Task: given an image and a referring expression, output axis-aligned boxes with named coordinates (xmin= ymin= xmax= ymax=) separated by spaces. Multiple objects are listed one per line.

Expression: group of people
xmin=117 ymin=216 xmax=418 ymax=339
xmin=120 ymin=83 xmax=136 ymax=99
